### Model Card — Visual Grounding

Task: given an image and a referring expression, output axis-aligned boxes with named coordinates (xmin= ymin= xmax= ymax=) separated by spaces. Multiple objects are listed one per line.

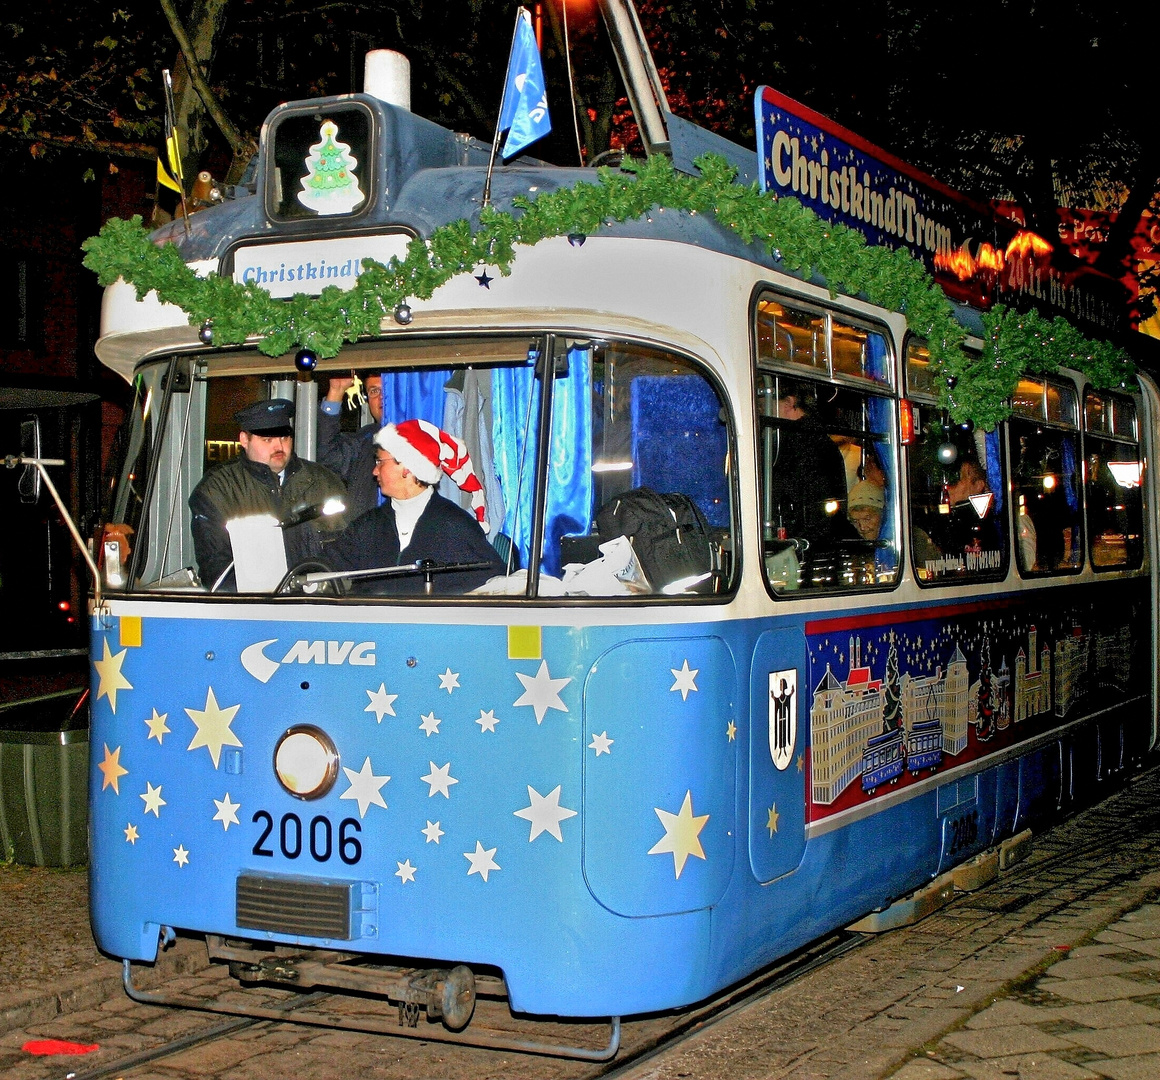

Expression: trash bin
xmin=0 ymin=687 xmax=89 ymax=867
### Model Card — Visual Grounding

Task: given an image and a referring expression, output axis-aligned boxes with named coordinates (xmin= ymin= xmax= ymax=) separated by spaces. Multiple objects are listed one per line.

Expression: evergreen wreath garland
xmin=82 ymin=152 xmax=1135 ymax=429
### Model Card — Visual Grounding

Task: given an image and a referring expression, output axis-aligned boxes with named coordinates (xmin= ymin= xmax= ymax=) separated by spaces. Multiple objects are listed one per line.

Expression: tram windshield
xmin=104 ymin=334 xmax=736 ymax=600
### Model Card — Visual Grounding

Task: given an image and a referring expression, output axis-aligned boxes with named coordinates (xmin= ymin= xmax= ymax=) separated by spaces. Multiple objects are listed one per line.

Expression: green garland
xmin=82 ymin=152 xmax=1135 ymax=429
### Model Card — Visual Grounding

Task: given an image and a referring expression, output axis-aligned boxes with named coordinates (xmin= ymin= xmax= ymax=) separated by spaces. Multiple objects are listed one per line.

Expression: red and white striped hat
xmin=374 ymin=419 xmax=489 ymax=532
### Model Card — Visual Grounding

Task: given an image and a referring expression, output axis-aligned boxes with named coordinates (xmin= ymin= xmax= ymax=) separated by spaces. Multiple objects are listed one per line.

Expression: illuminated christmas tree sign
xmin=298 ymin=120 xmax=365 ymax=216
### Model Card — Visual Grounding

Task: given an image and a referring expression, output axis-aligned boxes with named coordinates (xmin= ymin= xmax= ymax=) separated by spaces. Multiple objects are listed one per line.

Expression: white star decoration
xmin=464 ymin=841 xmax=500 ymax=882
xmin=213 ymin=793 xmax=241 ymax=831
xmin=419 ymin=711 xmax=442 ymax=736
xmin=184 ymin=687 xmax=242 ymax=768
xmin=364 ymin=684 xmax=398 ymax=722
xmin=588 ymin=731 xmax=614 ymax=756
xmin=438 ymin=668 xmax=460 ymax=693
xmin=140 ymin=781 xmax=166 ymax=817
xmin=173 ymin=845 xmax=189 ymax=867
xmin=476 ymin=709 xmax=500 ymax=733
xmin=340 ymin=757 xmax=390 ymax=817
xmin=93 ymin=638 xmax=133 ymax=713
xmin=145 ymin=709 xmax=170 ymax=743
xmin=513 ymin=785 xmax=577 ymax=842
xmin=395 ymin=859 xmax=417 ymax=884
xmin=513 ymin=660 xmax=571 ymax=724
xmin=648 ymin=790 xmax=709 ymax=879
xmin=422 ymin=761 xmax=458 ymax=798
xmin=670 ymin=660 xmax=699 ymax=701
xmin=422 ymin=820 xmax=444 ymax=844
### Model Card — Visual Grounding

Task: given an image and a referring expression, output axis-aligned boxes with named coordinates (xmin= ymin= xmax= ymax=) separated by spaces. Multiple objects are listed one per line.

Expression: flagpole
xmin=482 ymin=8 xmax=527 ymax=209
xmin=162 ymin=69 xmax=192 ymax=237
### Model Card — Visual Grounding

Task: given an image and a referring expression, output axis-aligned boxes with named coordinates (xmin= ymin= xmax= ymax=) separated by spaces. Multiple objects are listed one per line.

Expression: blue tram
xmin=907 ymin=718 xmax=944 ymax=775
xmin=84 ymin=0 xmax=1157 ymax=1049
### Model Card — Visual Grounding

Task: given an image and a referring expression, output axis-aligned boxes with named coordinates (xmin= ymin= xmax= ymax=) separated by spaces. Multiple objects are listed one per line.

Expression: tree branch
xmin=157 ymin=0 xmax=250 ymax=158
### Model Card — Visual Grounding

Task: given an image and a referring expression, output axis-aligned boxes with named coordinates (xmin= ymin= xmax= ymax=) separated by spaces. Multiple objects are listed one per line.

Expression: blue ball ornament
xmin=295 ymin=348 xmax=318 ymax=372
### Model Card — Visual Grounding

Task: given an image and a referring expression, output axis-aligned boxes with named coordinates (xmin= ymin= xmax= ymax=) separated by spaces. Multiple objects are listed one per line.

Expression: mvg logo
xmin=240 ymin=639 xmax=376 ymax=683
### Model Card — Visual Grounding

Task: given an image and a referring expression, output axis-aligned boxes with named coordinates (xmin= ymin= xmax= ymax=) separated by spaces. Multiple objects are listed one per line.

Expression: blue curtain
xmin=866 ymin=394 xmax=897 ymax=574
xmin=491 ymin=349 xmax=592 ymax=577
xmin=491 ymin=361 xmax=540 ymax=571
xmin=984 ymin=428 xmax=1006 ymax=546
xmin=380 ymin=369 xmax=453 ymax=428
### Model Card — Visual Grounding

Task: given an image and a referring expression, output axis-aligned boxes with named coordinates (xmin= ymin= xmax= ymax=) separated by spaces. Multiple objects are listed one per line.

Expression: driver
xmin=189 ymin=398 xmax=347 ymax=591
xmin=325 ymin=419 xmax=505 ymax=595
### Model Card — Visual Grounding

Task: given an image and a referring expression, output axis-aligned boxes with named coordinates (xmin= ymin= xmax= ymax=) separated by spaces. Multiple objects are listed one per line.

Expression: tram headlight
xmin=273 ymin=725 xmax=339 ymax=800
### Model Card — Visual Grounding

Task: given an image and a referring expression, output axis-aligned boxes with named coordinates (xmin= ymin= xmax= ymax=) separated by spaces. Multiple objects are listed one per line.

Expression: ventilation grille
xmin=236 ymin=874 xmax=353 ymax=940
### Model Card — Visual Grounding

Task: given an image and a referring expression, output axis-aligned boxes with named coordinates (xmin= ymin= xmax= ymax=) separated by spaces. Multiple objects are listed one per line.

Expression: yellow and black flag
xmin=157 ymin=69 xmax=185 ymax=196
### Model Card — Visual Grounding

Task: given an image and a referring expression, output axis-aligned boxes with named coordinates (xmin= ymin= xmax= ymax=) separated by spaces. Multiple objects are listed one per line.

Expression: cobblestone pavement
xmin=2 ymin=766 xmax=1160 ymax=1080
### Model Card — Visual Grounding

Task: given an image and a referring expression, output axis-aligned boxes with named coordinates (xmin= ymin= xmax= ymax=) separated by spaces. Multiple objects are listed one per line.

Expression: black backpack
xmin=596 ymin=487 xmax=715 ymax=591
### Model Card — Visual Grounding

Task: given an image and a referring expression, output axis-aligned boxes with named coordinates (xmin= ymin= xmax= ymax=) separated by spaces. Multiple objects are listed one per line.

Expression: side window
xmin=754 ymin=299 xmax=897 ymax=595
xmin=1084 ymin=391 xmax=1144 ymax=570
xmin=908 ymin=401 xmax=1008 ymax=585
xmin=1010 ymin=379 xmax=1083 ymax=575
xmin=548 ymin=343 xmax=734 ymax=597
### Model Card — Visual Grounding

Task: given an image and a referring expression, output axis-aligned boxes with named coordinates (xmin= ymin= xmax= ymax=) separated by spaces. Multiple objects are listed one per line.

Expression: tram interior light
xmin=1042 ymin=474 xmax=1057 ymax=491
xmin=1108 ymin=461 xmax=1142 ymax=488
xmin=274 ymin=726 xmax=340 ymax=799
xmin=591 ymin=461 xmax=634 ymax=473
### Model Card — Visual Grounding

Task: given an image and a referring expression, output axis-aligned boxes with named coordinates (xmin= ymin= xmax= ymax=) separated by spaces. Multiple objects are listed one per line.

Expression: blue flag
xmin=499 ymin=8 xmax=551 ymax=159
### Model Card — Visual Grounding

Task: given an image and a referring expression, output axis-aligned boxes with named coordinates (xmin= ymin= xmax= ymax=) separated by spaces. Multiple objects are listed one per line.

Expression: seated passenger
xmin=847 ymin=451 xmax=886 ymax=541
xmin=924 ymin=456 xmax=1002 ymax=561
xmin=325 ymin=419 xmax=505 ymax=595
xmin=189 ymin=398 xmax=347 ymax=591
xmin=767 ymin=380 xmax=859 ymax=554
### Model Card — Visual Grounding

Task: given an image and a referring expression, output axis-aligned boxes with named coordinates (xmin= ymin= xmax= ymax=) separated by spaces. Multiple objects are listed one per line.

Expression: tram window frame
xmin=1083 ymin=389 xmax=1144 ymax=572
xmin=753 ymin=291 xmax=900 ymax=598
xmin=543 ymin=339 xmax=739 ymax=602
xmin=1009 ymin=377 xmax=1084 ymax=577
xmin=263 ymin=101 xmax=375 ymax=225
xmin=904 ymin=336 xmax=1009 ymax=588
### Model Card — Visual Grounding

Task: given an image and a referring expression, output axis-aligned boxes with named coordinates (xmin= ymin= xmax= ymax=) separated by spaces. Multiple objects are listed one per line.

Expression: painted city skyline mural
xmin=805 ymin=595 xmax=1142 ymax=822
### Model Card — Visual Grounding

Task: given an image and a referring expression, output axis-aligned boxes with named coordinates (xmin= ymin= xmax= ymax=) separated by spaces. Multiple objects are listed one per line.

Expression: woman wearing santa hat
xmin=324 ymin=419 xmax=506 ymax=594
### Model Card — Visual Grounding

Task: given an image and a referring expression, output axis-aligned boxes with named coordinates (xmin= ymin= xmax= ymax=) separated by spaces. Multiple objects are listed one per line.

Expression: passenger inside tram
xmin=916 ymin=456 xmax=1001 ymax=563
xmin=188 ymin=398 xmax=348 ymax=591
xmin=318 ymin=371 xmax=383 ymax=520
xmin=766 ymin=378 xmax=860 ymax=557
xmin=847 ymin=449 xmax=887 ymax=542
xmin=323 ymin=418 xmax=505 ymax=595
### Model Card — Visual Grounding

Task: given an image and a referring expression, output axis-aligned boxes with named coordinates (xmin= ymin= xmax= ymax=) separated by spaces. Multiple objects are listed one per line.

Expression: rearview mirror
xmin=17 ymin=416 xmax=40 ymax=504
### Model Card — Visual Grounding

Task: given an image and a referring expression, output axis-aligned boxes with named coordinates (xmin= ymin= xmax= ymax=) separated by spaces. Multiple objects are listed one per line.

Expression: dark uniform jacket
xmin=189 ymin=453 xmax=347 ymax=591
xmin=317 ymin=409 xmax=380 ymax=521
xmin=326 ymin=491 xmax=505 ymax=595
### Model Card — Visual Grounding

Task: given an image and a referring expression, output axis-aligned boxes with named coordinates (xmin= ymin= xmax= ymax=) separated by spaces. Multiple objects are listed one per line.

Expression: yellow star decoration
xmin=124 ymin=823 xmax=139 ymax=844
xmin=97 ymin=744 xmax=129 ymax=794
xmin=767 ymin=804 xmax=780 ymax=836
xmin=726 ymin=720 xmax=737 ymax=742
xmin=796 ymin=754 xmax=805 ymax=773
xmin=93 ymin=638 xmax=133 ymax=713
xmin=648 ymin=790 xmax=709 ymax=879
xmin=145 ymin=709 xmax=170 ymax=743
xmin=185 ymin=688 xmax=242 ymax=768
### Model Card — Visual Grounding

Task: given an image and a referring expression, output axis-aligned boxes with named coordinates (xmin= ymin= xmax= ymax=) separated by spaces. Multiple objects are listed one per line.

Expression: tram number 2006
xmin=946 ymin=809 xmax=979 ymax=857
xmin=252 ymin=811 xmax=362 ymax=865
